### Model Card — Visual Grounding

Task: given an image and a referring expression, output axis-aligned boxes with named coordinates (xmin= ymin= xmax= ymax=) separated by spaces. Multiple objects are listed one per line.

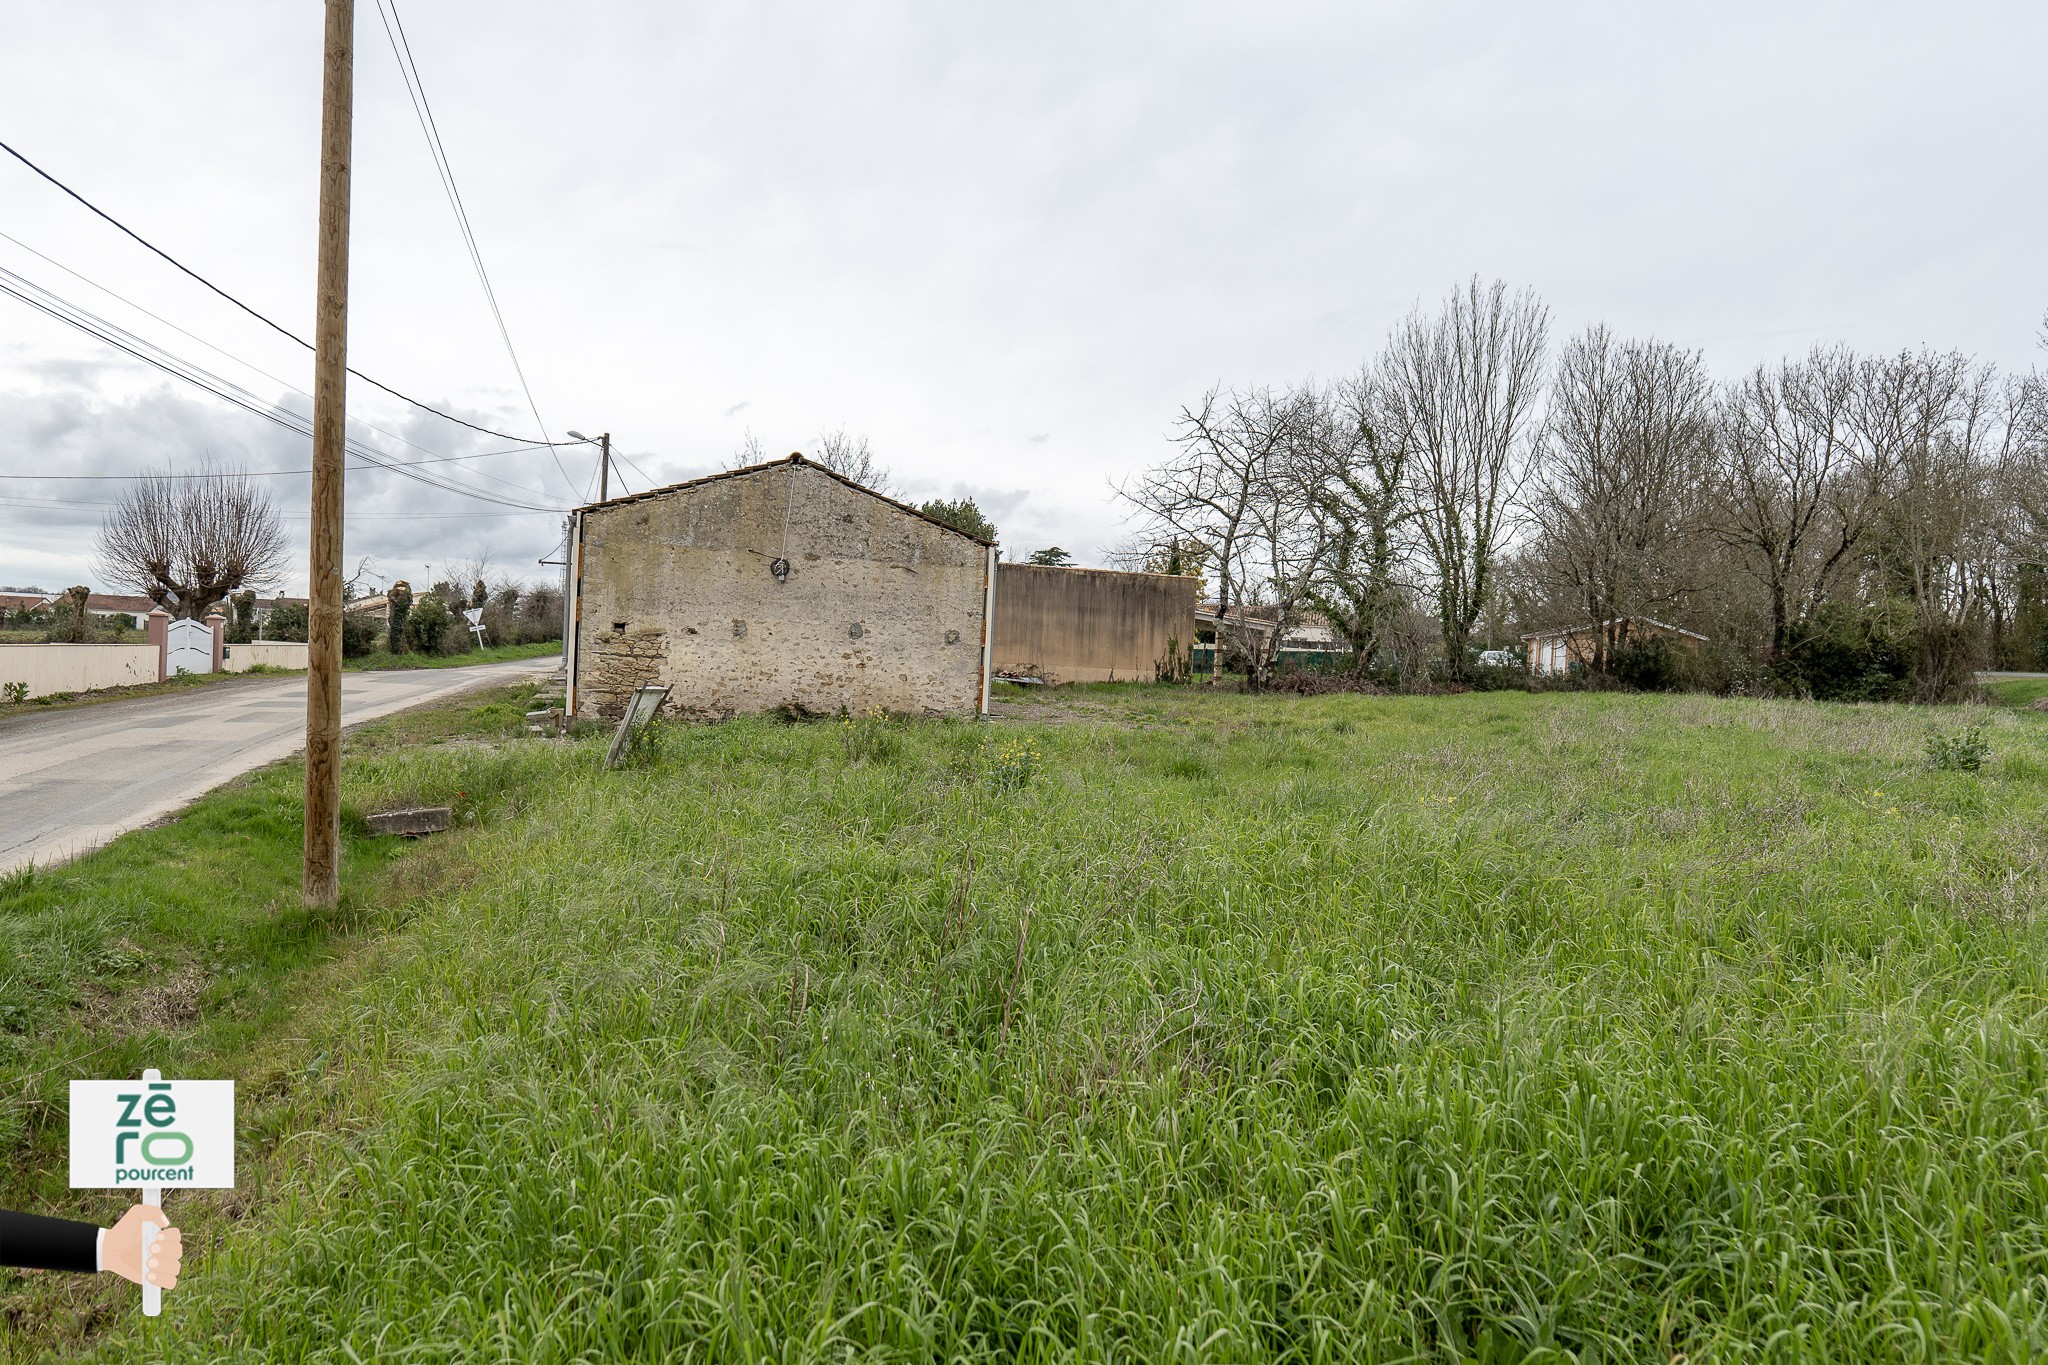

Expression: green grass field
xmin=5 ymin=684 xmax=2047 ymax=1362
xmin=1985 ymin=677 xmax=2048 ymax=707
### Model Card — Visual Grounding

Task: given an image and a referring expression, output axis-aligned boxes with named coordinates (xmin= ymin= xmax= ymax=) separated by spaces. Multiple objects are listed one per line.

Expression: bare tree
xmin=1530 ymin=328 xmax=1716 ymax=672
xmin=1382 ymin=277 xmax=1550 ymax=678
xmin=93 ymin=466 xmax=288 ymax=619
xmin=812 ymin=429 xmax=895 ymax=493
xmin=1713 ymin=346 xmax=1881 ymax=668
xmin=726 ymin=429 xmax=769 ymax=469
xmin=1119 ymin=386 xmax=1312 ymax=685
xmin=1855 ymin=349 xmax=2004 ymax=699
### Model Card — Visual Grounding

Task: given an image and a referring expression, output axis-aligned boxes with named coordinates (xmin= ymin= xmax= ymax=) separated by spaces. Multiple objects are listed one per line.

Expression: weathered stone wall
xmin=573 ymin=460 xmax=990 ymax=719
xmin=991 ymin=564 xmax=1197 ymax=684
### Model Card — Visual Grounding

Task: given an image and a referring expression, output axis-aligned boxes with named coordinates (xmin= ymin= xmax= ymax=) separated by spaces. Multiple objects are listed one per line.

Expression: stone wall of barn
xmin=572 ymin=459 xmax=990 ymax=719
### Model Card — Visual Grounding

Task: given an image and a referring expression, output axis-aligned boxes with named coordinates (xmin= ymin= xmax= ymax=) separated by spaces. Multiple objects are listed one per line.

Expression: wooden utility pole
xmin=304 ymin=0 xmax=354 ymax=908
xmin=597 ymin=432 xmax=611 ymax=502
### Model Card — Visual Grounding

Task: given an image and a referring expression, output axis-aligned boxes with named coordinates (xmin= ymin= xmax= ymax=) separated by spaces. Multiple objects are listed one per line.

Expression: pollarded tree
xmin=92 ymin=466 xmax=287 ymax=619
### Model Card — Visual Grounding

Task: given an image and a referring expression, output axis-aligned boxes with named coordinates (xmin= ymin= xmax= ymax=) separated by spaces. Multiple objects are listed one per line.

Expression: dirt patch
xmin=77 ymin=960 xmax=208 ymax=1033
xmin=989 ymin=699 xmax=1122 ymax=727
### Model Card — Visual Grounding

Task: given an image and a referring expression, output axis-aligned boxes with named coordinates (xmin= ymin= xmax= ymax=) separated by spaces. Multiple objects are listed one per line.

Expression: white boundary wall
xmin=0 ymin=644 xmax=160 ymax=700
xmin=223 ymin=641 xmax=307 ymax=672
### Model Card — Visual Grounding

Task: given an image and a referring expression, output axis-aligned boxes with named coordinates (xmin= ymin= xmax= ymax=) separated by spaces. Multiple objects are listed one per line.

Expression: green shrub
xmin=1926 ymin=724 xmax=1990 ymax=772
xmin=265 ymin=603 xmax=309 ymax=641
xmin=2 ymin=681 xmax=27 ymax=704
xmin=405 ymin=595 xmax=454 ymax=654
xmin=1781 ymin=602 xmax=1913 ymax=701
xmin=342 ymin=611 xmax=379 ymax=658
xmin=840 ymin=712 xmax=901 ymax=763
xmin=985 ymin=733 xmax=1042 ymax=788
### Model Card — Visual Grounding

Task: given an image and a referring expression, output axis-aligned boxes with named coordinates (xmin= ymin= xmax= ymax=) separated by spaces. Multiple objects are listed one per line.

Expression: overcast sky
xmin=3 ymin=1 xmax=2045 ymax=595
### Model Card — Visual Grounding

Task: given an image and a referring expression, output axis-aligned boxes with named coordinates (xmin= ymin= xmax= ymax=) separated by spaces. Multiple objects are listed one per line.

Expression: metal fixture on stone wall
xmin=849 ymin=622 xmax=864 ymax=639
xmin=732 ymin=619 xmax=747 ymax=638
xmin=769 ymin=557 xmax=790 ymax=582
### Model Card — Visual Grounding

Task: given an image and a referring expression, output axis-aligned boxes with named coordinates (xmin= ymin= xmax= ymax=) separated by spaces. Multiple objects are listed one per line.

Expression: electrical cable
xmin=0 ymin=136 xmax=581 ymax=450
xmin=0 ymin=492 xmax=540 ymax=520
xmin=615 ymin=450 xmax=657 ymax=488
xmin=0 ymin=270 xmax=553 ymax=509
xmin=0 ymin=268 xmax=561 ymax=512
xmin=372 ymin=0 xmax=580 ymax=499
xmin=0 ymin=227 xmax=560 ymax=499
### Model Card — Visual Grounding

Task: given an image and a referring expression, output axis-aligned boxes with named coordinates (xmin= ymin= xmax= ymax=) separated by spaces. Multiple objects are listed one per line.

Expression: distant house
xmin=83 ymin=594 xmax=159 ymax=628
xmin=250 ymin=595 xmax=308 ymax=625
xmin=1522 ymin=617 xmax=1706 ymax=676
xmin=343 ymin=593 xmax=392 ymax=624
xmin=0 ymin=592 xmax=49 ymax=617
xmin=1195 ymin=602 xmax=1344 ymax=652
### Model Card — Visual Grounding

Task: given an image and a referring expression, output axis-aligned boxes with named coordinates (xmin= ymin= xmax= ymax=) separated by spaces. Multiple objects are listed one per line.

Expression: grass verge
xmin=0 ymin=681 xmax=549 ymax=1357
xmin=342 ymin=641 xmax=560 ymax=672
xmin=9 ymin=686 xmax=2048 ymax=1361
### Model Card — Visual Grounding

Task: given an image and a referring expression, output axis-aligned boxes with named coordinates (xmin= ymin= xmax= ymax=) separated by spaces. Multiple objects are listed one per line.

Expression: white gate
xmin=165 ymin=618 xmax=213 ymax=675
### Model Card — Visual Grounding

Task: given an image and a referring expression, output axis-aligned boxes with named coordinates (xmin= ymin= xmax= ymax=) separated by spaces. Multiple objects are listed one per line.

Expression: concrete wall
xmin=0 ymin=644 xmax=159 ymax=700
xmin=223 ymin=641 xmax=309 ymax=672
xmin=571 ymin=459 xmax=992 ymax=719
xmin=992 ymin=564 xmax=1197 ymax=684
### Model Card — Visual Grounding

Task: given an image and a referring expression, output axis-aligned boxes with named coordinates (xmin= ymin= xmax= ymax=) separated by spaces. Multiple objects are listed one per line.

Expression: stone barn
xmin=991 ymin=563 xmax=1199 ymax=684
xmin=567 ymin=455 xmax=997 ymax=720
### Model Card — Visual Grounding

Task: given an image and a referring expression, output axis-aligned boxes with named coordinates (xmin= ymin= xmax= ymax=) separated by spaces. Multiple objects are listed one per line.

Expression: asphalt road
xmin=0 ymin=657 xmax=556 ymax=876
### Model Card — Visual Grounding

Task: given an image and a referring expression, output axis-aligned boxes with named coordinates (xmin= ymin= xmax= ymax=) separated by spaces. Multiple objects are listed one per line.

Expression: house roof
xmin=1521 ymin=616 xmax=1707 ymax=643
xmin=571 ymin=453 xmax=997 ymax=547
xmin=86 ymin=593 xmax=160 ymax=613
xmin=0 ymin=592 xmax=49 ymax=611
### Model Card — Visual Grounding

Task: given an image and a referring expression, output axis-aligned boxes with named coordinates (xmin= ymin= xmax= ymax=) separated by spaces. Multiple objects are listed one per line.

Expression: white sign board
xmin=69 ymin=1078 xmax=235 ymax=1190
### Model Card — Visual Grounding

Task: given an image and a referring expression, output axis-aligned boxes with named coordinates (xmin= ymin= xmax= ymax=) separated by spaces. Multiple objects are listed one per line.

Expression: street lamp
xmin=566 ymin=430 xmax=611 ymax=503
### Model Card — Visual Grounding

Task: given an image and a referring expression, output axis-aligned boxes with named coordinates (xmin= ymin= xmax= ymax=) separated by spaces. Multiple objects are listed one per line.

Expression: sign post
xmin=70 ymin=1068 xmax=234 ymax=1315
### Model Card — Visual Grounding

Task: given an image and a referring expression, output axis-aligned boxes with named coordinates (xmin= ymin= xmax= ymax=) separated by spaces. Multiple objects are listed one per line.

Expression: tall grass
xmin=18 ymin=689 xmax=2048 ymax=1361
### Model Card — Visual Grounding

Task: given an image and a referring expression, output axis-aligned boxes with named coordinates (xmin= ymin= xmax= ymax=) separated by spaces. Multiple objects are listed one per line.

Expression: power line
xmin=0 ymin=492 xmax=542 ymax=519
xmin=0 ymin=227 xmax=558 ymax=500
xmin=616 ymin=450 xmax=657 ymax=488
xmin=0 ymin=267 xmax=562 ymax=512
xmin=0 ymin=443 xmax=553 ymax=480
xmin=0 ymin=268 xmax=555 ymax=510
xmin=0 ymin=135 xmax=580 ymax=449
xmin=372 ymin=0 xmax=580 ymax=499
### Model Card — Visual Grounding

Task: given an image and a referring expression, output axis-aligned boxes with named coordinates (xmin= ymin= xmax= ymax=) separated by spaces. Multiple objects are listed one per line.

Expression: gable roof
xmin=85 ymin=593 xmax=160 ymax=614
xmin=573 ymin=453 xmax=996 ymax=547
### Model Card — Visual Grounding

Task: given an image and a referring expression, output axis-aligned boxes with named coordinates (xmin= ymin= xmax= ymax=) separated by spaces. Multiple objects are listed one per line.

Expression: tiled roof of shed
xmin=571 ymin=453 xmax=996 ymax=547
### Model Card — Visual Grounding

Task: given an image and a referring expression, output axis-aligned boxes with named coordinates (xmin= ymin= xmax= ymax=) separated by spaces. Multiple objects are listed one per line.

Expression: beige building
xmin=567 ymin=455 xmax=997 ymax=719
xmin=1523 ymin=616 xmax=1706 ymax=676
xmin=992 ymin=563 xmax=1197 ymax=683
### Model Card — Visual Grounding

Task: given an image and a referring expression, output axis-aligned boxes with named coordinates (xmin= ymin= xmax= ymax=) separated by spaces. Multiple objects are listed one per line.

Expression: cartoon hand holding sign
xmin=58 ymin=1067 xmax=234 ymax=1315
